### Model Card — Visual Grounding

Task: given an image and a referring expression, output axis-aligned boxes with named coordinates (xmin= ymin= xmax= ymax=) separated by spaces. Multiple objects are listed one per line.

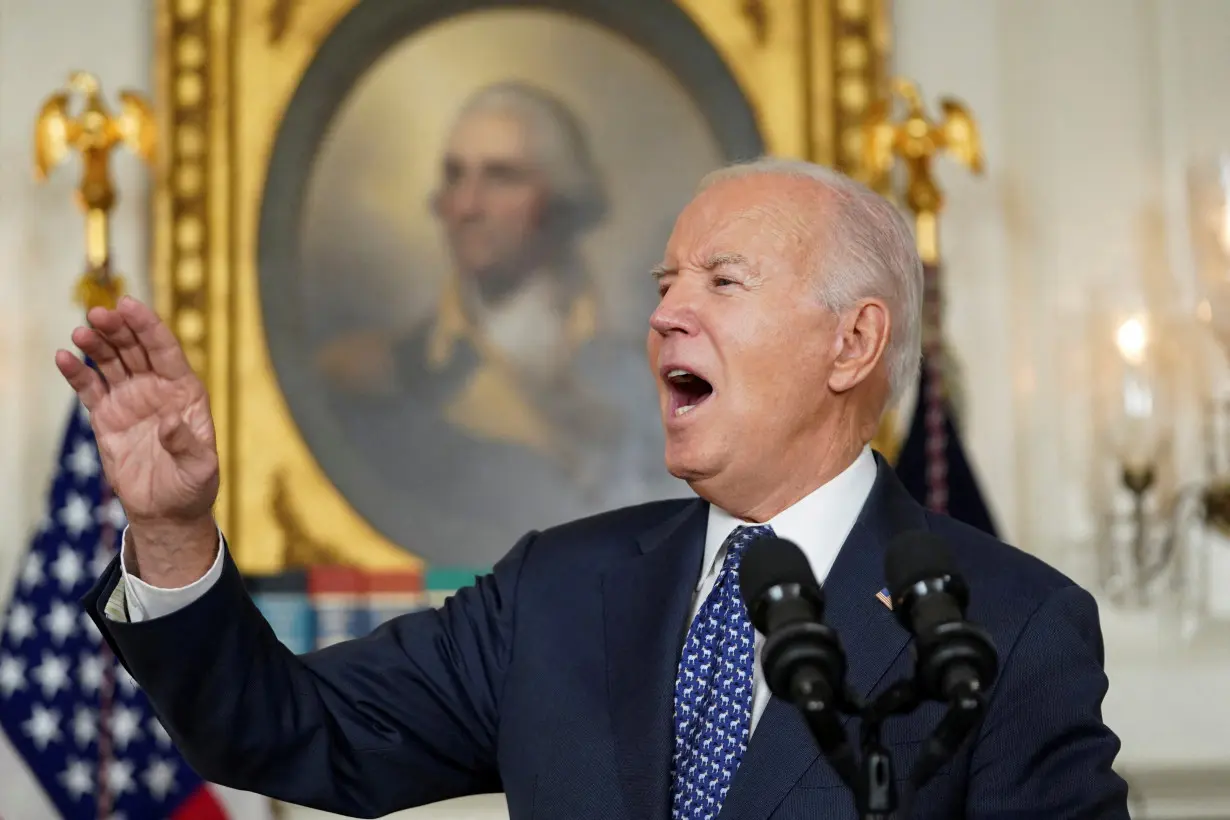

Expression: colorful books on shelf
xmin=244 ymin=569 xmax=315 ymax=654
xmin=244 ymin=565 xmax=486 ymax=652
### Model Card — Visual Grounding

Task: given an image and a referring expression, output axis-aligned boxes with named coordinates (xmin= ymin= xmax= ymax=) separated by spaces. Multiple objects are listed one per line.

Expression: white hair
xmin=697 ymin=157 xmax=923 ymax=405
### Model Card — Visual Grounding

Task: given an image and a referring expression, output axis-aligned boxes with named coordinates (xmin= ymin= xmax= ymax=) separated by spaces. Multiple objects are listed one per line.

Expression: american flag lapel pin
xmin=875 ymin=587 xmax=893 ymax=610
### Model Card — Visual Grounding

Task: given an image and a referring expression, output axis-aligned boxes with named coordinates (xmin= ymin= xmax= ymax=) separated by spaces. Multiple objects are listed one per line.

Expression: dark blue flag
xmin=894 ymin=356 xmax=999 ymax=538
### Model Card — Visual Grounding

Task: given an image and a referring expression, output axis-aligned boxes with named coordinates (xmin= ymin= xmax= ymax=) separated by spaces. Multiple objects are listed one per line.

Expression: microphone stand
xmin=901 ymin=678 xmax=987 ymax=806
xmin=849 ymin=680 xmax=920 ymax=819
xmin=796 ymin=677 xmax=987 ymax=820
xmin=790 ymin=669 xmax=860 ymax=791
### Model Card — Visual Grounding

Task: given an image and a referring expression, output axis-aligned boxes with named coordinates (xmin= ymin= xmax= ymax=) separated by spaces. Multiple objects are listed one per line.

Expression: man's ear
xmin=827 ymin=298 xmax=890 ymax=394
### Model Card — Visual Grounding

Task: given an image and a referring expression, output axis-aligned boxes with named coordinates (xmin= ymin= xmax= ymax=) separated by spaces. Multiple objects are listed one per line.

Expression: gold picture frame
xmin=152 ymin=0 xmax=890 ymax=575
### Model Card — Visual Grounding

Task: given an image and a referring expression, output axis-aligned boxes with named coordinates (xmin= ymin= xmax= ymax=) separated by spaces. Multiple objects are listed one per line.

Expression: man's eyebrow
xmin=703 ymin=252 xmax=748 ymax=270
xmin=651 ymin=253 xmax=749 ymax=280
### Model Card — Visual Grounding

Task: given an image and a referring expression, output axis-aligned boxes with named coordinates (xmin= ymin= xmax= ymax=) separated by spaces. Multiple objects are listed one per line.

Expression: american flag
xmin=0 ymin=400 xmax=267 ymax=819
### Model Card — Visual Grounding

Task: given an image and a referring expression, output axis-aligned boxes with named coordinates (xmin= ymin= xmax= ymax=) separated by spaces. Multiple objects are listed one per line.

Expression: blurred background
xmin=2 ymin=0 xmax=1230 ymax=817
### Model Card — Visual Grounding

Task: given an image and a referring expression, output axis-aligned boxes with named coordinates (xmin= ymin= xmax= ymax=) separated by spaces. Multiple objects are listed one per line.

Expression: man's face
xmin=646 ymin=175 xmax=845 ymax=493
xmin=435 ymin=110 xmax=550 ymax=289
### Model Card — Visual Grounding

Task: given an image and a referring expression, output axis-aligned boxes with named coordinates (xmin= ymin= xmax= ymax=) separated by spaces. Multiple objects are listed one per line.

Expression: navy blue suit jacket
xmin=84 ymin=456 xmax=1129 ymax=818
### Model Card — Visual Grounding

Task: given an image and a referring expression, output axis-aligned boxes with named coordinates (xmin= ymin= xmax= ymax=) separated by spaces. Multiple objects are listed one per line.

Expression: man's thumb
xmin=158 ymin=410 xmax=200 ymax=457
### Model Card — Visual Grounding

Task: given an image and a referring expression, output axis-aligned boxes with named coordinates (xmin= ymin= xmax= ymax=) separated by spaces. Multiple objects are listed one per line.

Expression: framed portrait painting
xmin=152 ymin=0 xmax=890 ymax=575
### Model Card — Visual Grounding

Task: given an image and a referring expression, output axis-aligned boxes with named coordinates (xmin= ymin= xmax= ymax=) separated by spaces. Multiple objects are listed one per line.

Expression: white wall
xmin=893 ymin=1 xmax=1230 ymax=816
xmin=2 ymin=0 xmax=1229 ymax=818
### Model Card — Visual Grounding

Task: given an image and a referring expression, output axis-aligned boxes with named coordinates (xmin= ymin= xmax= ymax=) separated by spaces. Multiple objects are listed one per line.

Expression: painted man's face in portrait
xmin=432 ymin=109 xmax=551 ymax=301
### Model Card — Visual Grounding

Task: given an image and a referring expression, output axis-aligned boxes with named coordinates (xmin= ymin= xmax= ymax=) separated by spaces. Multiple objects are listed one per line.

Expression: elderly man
xmin=62 ymin=159 xmax=1129 ymax=819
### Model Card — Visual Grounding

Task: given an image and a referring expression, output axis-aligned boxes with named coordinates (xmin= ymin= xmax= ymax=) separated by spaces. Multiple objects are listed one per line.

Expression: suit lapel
xmin=825 ymin=456 xmax=925 ymax=710
xmin=604 ymin=499 xmax=708 ymax=820
xmin=716 ymin=695 xmax=824 ymax=820
xmin=719 ymin=454 xmax=929 ymax=820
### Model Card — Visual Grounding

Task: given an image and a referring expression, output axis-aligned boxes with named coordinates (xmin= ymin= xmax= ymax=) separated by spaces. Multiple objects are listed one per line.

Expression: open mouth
xmin=663 ymin=368 xmax=715 ymax=418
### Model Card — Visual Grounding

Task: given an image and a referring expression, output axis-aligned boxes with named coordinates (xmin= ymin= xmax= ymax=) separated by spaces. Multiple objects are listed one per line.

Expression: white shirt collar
xmin=699 ymin=445 xmax=878 ymax=591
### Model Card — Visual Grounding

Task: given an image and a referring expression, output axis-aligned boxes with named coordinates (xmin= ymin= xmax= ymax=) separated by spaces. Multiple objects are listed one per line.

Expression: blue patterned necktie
xmin=670 ymin=523 xmax=774 ymax=820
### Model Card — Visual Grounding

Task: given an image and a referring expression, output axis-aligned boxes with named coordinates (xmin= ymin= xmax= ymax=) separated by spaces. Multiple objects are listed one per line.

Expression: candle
xmin=1113 ymin=315 xmax=1160 ymax=472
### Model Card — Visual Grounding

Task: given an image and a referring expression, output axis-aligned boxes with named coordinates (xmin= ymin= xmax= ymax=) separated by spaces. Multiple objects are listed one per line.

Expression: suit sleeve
xmin=966 ymin=584 xmax=1130 ymax=819
xmin=81 ymin=531 xmax=535 ymax=818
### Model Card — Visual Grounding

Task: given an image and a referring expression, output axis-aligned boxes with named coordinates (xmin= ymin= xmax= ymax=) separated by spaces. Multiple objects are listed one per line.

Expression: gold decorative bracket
xmin=270 ymin=470 xmax=351 ymax=568
xmin=740 ymin=0 xmax=769 ymax=45
xmin=268 ymin=0 xmax=298 ymax=44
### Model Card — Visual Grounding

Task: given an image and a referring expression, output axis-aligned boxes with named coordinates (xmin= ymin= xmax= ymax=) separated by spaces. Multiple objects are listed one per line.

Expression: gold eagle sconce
xmin=860 ymin=76 xmax=983 ymax=239
xmin=34 ymin=71 xmax=156 ymax=310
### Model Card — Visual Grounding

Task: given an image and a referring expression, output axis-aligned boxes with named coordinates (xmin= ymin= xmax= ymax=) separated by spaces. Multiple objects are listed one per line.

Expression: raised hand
xmin=55 ymin=296 xmax=219 ymax=584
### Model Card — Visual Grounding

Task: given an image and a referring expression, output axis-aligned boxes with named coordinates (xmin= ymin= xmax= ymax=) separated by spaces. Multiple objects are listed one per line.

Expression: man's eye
xmin=657 ymin=283 xmax=670 ymax=298
xmin=714 ymin=276 xmax=738 ymax=287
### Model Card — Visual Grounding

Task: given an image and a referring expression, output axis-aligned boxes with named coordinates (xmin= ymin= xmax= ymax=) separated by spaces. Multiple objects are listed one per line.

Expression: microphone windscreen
xmin=884 ymin=531 xmax=958 ymax=598
xmin=738 ymin=535 xmax=817 ymax=621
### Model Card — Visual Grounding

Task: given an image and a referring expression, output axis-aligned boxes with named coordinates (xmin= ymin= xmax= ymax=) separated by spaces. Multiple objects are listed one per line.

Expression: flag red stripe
xmin=172 ymin=785 xmax=230 ymax=820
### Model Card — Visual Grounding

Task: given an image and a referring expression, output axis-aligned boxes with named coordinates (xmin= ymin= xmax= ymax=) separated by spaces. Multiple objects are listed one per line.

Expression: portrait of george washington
xmin=316 ymin=82 xmax=620 ymax=476
xmin=258 ymin=7 xmax=763 ymax=568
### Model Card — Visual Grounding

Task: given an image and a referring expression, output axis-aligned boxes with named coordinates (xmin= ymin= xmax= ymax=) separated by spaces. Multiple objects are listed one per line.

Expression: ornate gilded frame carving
xmin=152 ymin=0 xmax=890 ymax=574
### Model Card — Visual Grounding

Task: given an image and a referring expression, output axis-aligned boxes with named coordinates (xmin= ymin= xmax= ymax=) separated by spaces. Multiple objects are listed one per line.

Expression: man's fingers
xmin=55 ymin=349 xmax=107 ymax=410
xmin=117 ymin=297 xmax=192 ymax=380
xmin=71 ymin=326 xmax=128 ymax=386
xmin=87 ymin=305 xmax=151 ymax=374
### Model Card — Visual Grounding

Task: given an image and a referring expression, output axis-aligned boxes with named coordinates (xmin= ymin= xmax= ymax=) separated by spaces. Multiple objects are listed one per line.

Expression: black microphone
xmin=884 ymin=531 xmax=998 ymax=702
xmin=885 ymin=532 xmax=1001 ymax=796
xmin=739 ymin=536 xmax=857 ymax=789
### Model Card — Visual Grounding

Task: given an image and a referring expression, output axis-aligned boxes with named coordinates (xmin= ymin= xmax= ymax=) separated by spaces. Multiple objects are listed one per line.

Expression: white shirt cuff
xmin=120 ymin=526 xmax=225 ymax=622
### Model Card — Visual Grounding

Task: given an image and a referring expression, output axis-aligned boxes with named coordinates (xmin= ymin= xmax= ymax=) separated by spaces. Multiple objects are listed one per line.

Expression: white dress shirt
xmin=687 ymin=445 xmax=876 ymax=735
xmin=118 ymin=532 xmax=223 ymax=622
xmin=118 ymin=446 xmax=879 ymax=735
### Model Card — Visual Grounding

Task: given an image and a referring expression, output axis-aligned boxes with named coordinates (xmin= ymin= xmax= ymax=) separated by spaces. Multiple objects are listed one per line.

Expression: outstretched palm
xmin=55 ymin=297 xmax=219 ymax=523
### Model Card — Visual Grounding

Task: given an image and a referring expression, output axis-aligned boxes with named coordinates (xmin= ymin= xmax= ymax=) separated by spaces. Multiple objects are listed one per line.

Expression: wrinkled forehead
xmin=664 ymin=178 xmax=822 ymax=271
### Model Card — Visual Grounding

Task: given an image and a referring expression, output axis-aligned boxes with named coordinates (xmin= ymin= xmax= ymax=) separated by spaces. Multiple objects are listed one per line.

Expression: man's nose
xmin=447 ymin=178 xmax=485 ymax=219
xmin=649 ymin=285 xmax=700 ymax=336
